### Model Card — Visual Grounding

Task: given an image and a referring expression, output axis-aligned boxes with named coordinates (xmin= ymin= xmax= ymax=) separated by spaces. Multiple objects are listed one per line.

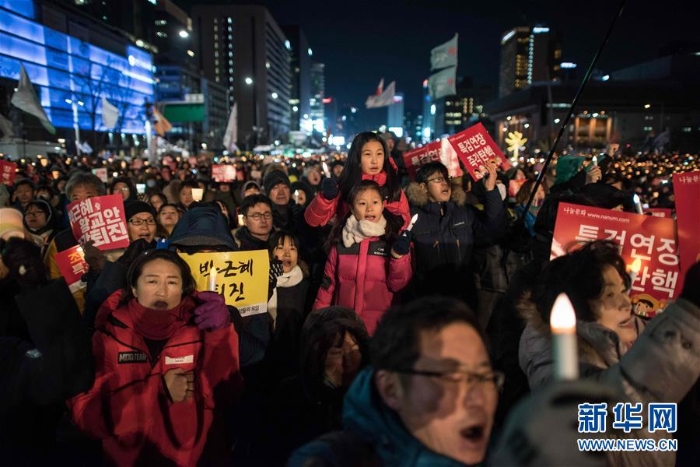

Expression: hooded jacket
xmin=518 ymin=296 xmax=700 ymax=467
xmin=69 ymin=290 xmax=243 ymax=466
xmin=405 ymin=182 xmax=505 ymax=302
xmin=313 ymin=234 xmax=412 ymax=335
xmin=304 ymin=171 xmax=411 ymax=228
xmin=289 ymin=367 xmax=466 ymax=467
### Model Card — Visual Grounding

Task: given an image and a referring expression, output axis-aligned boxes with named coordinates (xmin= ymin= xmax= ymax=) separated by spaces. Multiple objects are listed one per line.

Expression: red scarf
xmin=126 ymin=296 xmax=194 ymax=340
xmin=361 ymin=170 xmax=387 ymax=186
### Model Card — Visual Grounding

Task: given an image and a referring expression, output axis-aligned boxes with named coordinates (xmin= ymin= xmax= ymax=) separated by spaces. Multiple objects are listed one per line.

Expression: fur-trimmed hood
xmin=405 ymin=181 xmax=467 ymax=207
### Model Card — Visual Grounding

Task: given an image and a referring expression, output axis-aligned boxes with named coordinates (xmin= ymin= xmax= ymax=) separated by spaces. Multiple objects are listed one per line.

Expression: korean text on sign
xmin=0 ymin=160 xmax=17 ymax=186
xmin=67 ymin=194 xmax=130 ymax=250
xmin=447 ymin=122 xmax=509 ymax=181
xmin=673 ymin=171 xmax=700 ymax=293
xmin=180 ymin=250 xmax=270 ymax=316
xmin=212 ymin=164 xmax=237 ymax=183
xmin=552 ymin=202 xmax=680 ymax=318
xmin=54 ymin=245 xmax=89 ymax=293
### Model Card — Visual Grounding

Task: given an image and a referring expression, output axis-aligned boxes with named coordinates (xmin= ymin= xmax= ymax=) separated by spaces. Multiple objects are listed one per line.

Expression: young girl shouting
xmin=313 ymin=181 xmax=412 ymax=334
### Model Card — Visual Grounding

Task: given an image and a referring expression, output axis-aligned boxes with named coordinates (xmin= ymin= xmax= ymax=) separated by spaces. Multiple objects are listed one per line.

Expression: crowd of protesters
xmin=1 ymin=131 xmax=700 ymax=466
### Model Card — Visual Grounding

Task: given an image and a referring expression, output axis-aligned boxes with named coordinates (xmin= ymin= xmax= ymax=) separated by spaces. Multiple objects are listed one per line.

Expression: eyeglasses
xmin=426 ymin=176 xmax=449 ymax=184
xmin=129 ymin=217 xmax=156 ymax=226
xmin=25 ymin=210 xmax=45 ymax=217
xmin=116 ymin=187 xmax=130 ymax=192
xmin=247 ymin=212 xmax=272 ymax=221
xmin=395 ymin=368 xmax=505 ymax=391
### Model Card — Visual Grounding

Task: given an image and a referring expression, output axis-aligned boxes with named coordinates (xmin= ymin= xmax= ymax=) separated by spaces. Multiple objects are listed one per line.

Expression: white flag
xmin=428 ymin=66 xmax=456 ymax=99
xmin=222 ymin=103 xmax=239 ymax=152
xmin=11 ymin=63 xmax=55 ymax=134
xmin=430 ymin=34 xmax=458 ymax=71
xmin=101 ymin=96 xmax=119 ymax=128
xmin=366 ymin=81 xmax=396 ymax=109
xmin=80 ymin=141 xmax=93 ymax=154
xmin=0 ymin=113 xmax=14 ymax=138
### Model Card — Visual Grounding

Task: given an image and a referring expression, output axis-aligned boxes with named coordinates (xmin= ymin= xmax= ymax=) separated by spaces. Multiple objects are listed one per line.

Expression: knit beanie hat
xmin=555 ymin=155 xmax=585 ymax=185
xmin=124 ymin=200 xmax=155 ymax=221
xmin=263 ymin=170 xmax=291 ymax=195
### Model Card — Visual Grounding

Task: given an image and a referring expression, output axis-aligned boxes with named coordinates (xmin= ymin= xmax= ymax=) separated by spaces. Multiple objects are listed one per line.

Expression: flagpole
xmin=522 ymin=0 xmax=628 ymax=216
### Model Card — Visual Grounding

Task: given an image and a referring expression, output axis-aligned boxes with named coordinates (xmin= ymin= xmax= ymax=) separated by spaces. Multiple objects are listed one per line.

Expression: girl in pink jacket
xmin=313 ymin=181 xmax=412 ymax=334
xmin=304 ymin=132 xmax=411 ymax=229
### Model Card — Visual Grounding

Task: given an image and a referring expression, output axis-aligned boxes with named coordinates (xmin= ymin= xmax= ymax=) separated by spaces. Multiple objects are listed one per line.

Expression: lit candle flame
xmin=630 ymin=258 xmax=642 ymax=274
xmin=550 ymin=293 xmax=576 ymax=334
xmin=208 ymin=267 xmax=218 ymax=292
xmin=550 ymin=292 xmax=578 ymax=380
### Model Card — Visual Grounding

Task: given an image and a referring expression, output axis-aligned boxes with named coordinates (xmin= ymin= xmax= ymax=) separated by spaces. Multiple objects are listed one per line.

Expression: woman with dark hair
xmin=313 ymin=181 xmax=412 ymax=334
xmin=269 ymin=306 xmax=370 ymax=464
xmin=177 ymin=180 xmax=199 ymax=212
xmin=148 ymin=192 xmax=168 ymax=213
xmin=109 ymin=177 xmax=137 ymax=202
xmin=157 ymin=203 xmax=181 ymax=238
xmin=69 ymin=249 xmax=243 ymax=466
xmin=304 ymin=131 xmax=410 ymax=229
xmin=519 ymin=241 xmax=700 ymax=467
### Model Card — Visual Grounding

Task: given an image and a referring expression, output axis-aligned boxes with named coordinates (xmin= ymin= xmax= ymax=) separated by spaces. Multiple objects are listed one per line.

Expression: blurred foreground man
xmin=290 ymin=296 xmax=501 ymax=466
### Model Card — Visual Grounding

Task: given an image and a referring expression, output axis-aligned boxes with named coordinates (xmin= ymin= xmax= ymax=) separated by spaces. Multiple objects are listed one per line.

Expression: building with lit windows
xmin=499 ymin=26 xmax=561 ymax=98
xmin=0 ymin=0 xmax=154 ymax=154
xmin=281 ymin=25 xmax=311 ymax=132
xmin=387 ymin=93 xmax=404 ymax=134
xmin=192 ymin=4 xmax=291 ymax=147
xmin=308 ymin=62 xmax=325 ymax=134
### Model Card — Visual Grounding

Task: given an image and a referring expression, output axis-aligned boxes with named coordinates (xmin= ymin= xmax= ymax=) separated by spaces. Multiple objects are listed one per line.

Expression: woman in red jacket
xmin=69 ymin=250 xmax=243 ymax=466
xmin=304 ymin=132 xmax=411 ymax=229
xmin=313 ymin=181 xmax=412 ymax=334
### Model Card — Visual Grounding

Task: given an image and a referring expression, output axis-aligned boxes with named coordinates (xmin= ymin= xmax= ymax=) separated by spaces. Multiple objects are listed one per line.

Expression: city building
xmin=280 ymin=25 xmax=311 ymax=132
xmin=0 ymin=0 xmax=155 ymax=155
xmin=308 ymin=62 xmax=325 ymax=134
xmin=433 ymin=77 xmax=495 ymax=137
xmin=499 ymin=26 xmax=561 ymax=98
xmin=192 ymin=4 xmax=291 ymax=148
xmin=484 ymin=54 xmax=700 ymax=151
xmin=387 ymin=93 xmax=404 ymax=135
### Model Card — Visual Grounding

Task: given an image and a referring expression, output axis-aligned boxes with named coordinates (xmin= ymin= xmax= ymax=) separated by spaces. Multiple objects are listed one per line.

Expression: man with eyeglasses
xmin=291 ymin=296 xmax=501 ymax=466
xmin=234 ymin=194 xmax=275 ymax=251
xmin=124 ymin=201 xmax=157 ymax=244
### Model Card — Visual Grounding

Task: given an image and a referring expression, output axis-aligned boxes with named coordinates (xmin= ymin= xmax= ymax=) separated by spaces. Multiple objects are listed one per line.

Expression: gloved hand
xmin=269 ymin=258 xmax=284 ymax=283
xmin=82 ymin=240 xmax=107 ymax=273
xmin=0 ymin=237 xmax=48 ymax=288
xmin=194 ymin=291 xmax=231 ymax=331
xmin=321 ymin=177 xmax=339 ymax=200
xmin=391 ymin=230 xmax=412 ymax=256
xmin=117 ymin=238 xmax=155 ymax=268
xmin=680 ymin=261 xmax=700 ymax=307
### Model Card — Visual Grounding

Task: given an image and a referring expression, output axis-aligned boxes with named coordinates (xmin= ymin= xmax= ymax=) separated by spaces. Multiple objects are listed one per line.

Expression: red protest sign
xmin=402 ymin=141 xmax=442 ymax=179
xmin=0 ymin=160 xmax=17 ymax=186
xmin=55 ymin=245 xmax=89 ymax=293
xmin=448 ymin=123 xmax=509 ymax=181
xmin=673 ymin=171 xmax=700 ymax=291
xmin=67 ymin=194 xmax=130 ymax=250
xmin=212 ymin=164 xmax=236 ymax=182
xmin=552 ymin=203 xmax=680 ymax=318
xmin=645 ymin=208 xmax=672 ymax=218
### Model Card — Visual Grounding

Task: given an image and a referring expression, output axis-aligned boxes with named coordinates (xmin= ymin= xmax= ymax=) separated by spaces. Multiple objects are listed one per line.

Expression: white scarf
xmin=268 ymin=265 xmax=304 ymax=327
xmin=342 ymin=215 xmax=387 ymax=248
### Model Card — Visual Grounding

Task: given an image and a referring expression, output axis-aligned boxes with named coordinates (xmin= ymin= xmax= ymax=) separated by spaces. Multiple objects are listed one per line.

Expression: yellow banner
xmin=180 ymin=250 xmax=270 ymax=316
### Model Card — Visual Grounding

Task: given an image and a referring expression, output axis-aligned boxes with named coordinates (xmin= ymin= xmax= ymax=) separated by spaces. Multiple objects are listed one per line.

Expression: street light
xmin=271 ymin=92 xmax=278 ymax=99
xmin=179 ymin=30 xmax=189 ymax=38
xmin=245 ymin=77 xmax=253 ymax=85
xmin=644 ymin=104 xmax=651 ymax=109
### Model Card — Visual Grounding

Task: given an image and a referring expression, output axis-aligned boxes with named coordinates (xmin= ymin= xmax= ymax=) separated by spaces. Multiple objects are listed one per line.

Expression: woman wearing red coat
xmin=313 ymin=181 xmax=412 ymax=334
xmin=69 ymin=250 xmax=243 ymax=466
xmin=304 ymin=132 xmax=411 ymax=229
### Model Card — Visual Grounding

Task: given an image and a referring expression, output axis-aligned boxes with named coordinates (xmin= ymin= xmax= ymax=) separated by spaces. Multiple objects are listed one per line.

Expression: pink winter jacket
xmin=304 ymin=171 xmax=411 ymax=229
xmin=313 ymin=237 xmax=412 ymax=334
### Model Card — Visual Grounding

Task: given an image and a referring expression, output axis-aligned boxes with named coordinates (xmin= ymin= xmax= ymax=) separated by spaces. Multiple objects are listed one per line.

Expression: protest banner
xmin=0 ymin=160 xmax=17 ymax=186
xmin=67 ymin=194 xmax=130 ymax=250
xmin=673 ymin=171 xmax=700 ymax=292
xmin=448 ymin=123 xmax=510 ymax=181
xmin=552 ymin=203 xmax=680 ymax=318
xmin=55 ymin=245 xmax=89 ymax=293
xmin=645 ymin=208 xmax=672 ymax=218
xmin=402 ymin=139 xmax=463 ymax=180
xmin=181 ymin=250 xmax=270 ymax=316
xmin=212 ymin=164 xmax=236 ymax=183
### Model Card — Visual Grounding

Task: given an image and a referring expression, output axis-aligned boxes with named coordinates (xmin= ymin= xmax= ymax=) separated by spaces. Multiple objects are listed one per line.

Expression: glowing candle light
xmin=550 ymin=293 xmax=578 ymax=381
xmin=628 ymin=258 xmax=642 ymax=291
xmin=208 ymin=267 xmax=217 ymax=292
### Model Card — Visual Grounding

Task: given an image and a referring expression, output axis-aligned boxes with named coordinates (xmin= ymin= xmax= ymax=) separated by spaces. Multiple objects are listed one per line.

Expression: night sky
xmin=177 ymin=0 xmax=698 ymax=130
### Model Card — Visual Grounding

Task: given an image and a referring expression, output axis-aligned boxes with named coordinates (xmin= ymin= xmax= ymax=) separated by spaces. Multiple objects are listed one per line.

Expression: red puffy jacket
xmin=313 ymin=238 xmax=412 ymax=334
xmin=68 ymin=291 xmax=243 ymax=466
xmin=304 ymin=171 xmax=411 ymax=228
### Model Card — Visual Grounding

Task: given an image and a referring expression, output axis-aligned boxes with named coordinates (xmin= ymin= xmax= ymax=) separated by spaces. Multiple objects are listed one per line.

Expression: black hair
xmin=337 ymin=132 xmax=401 ymax=203
xmin=119 ymin=249 xmax=196 ymax=308
xmin=13 ymin=178 xmax=35 ymax=191
xmin=110 ymin=177 xmax=137 ymax=201
xmin=371 ymin=296 xmax=486 ymax=372
xmin=415 ymin=162 xmax=449 ymax=185
xmin=530 ymin=240 xmax=631 ymax=323
xmin=149 ymin=192 xmax=168 ymax=207
xmin=268 ymin=230 xmax=300 ymax=256
xmin=240 ymin=193 xmax=273 ymax=216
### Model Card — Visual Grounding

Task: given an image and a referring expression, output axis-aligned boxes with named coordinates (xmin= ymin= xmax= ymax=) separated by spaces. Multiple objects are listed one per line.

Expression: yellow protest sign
xmin=180 ymin=250 xmax=270 ymax=316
